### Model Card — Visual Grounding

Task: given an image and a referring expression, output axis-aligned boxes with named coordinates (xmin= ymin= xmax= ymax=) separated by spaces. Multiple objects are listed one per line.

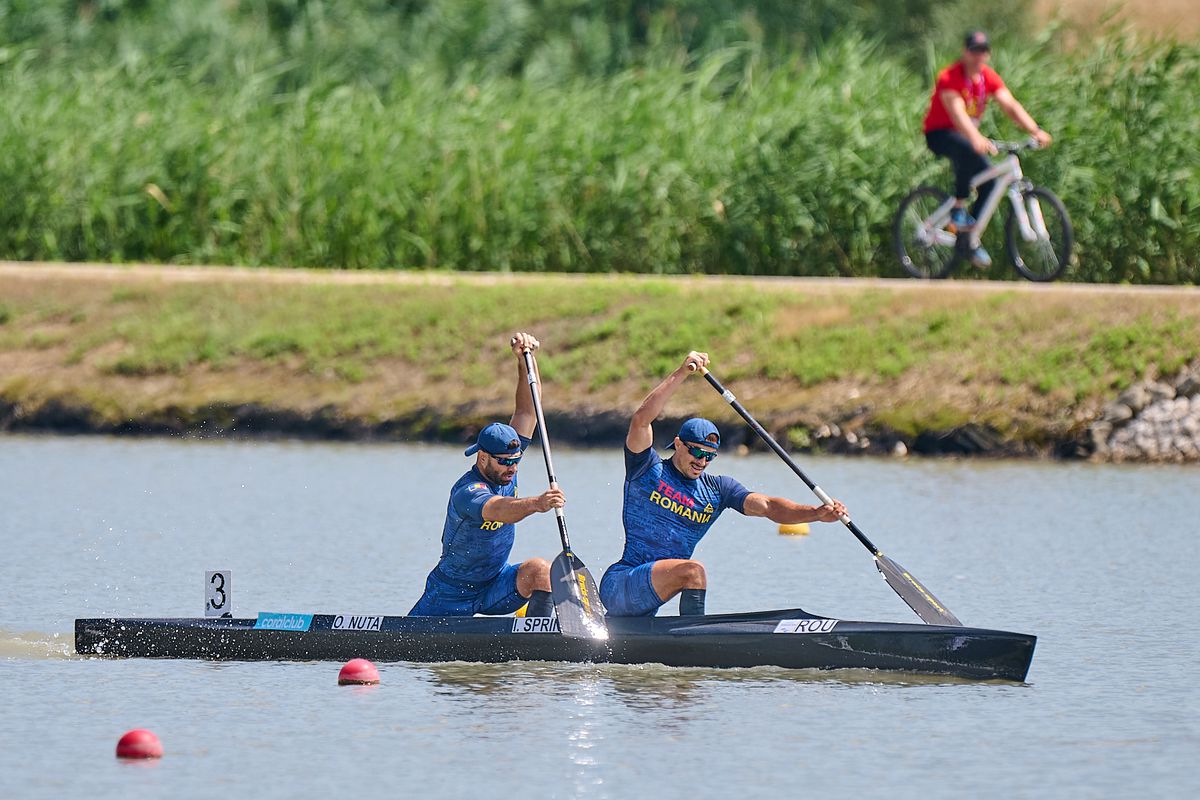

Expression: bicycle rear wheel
xmin=1005 ymin=186 xmax=1072 ymax=282
xmin=893 ymin=186 xmax=960 ymax=279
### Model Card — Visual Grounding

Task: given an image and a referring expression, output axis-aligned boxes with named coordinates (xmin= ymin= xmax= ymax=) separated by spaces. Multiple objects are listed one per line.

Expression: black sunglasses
xmin=489 ymin=453 xmax=522 ymax=466
xmin=684 ymin=444 xmax=718 ymax=462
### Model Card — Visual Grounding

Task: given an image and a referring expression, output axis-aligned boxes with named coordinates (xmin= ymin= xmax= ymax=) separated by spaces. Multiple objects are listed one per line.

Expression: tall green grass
xmin=0 ymin=1 xmax=1195 ymax=282
xmin=0 ymin=0 xmax=1033 ymax=81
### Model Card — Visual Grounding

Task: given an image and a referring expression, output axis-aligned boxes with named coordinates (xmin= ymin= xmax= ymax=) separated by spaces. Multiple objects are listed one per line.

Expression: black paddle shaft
xmin=700 ymin=370 xmax=882 ymax=556
xmin=697 ymin=366 xmax=962 ymax=627
xmin=521 ymin=350 xmax=574 ymax=553
xmin=518 ymin=347 xmax=608 ymax=639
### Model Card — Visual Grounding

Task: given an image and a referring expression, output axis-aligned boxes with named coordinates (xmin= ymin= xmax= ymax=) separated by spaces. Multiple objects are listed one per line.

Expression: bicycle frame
xmin=918 ymin=152 xmax=1050 ymax=250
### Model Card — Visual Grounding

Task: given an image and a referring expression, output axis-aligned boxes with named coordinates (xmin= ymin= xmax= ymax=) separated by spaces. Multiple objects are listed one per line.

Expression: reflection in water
xmin=568 ymin=671 xmax=603 ymax=796
xmin=409 ymin=658 xmax=978 ymax=708
xmin=600 ymin=664 xmax=709 ymax=719
xmin=415 ymin=660 xmax=710 ymax=704
xmin=0 ymin=629 xmax=77 ymax=660
xmin=414 ymin=662 xmax=622 ymax=712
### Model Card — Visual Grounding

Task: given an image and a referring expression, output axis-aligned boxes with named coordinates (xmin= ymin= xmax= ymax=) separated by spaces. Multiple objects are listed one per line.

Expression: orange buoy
xmin=115 ymin=729 xmax=163 ymax=759
xmin=338 ymin=658 xmax=380 ymax=685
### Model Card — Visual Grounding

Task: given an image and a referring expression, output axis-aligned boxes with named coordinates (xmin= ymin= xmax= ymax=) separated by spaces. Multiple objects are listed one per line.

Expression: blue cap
xmin=465 ymin=422 xmax=523 ymax=456
xmin=669 ymin=418 xmax=721 ymax=450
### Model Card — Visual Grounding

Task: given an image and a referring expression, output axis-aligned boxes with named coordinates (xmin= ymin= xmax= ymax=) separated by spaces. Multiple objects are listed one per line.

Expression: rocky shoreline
xmin=0 ymin=394 xmax=1102 ymax=461
xmin=6 ymin=373 xmax=1200 ymax=463
xmin=1089 ymin=361 xmax=1200 ymax=463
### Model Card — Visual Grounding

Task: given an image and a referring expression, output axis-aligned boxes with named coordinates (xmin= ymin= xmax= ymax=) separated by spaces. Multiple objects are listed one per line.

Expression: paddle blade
xmin=550 ymin=551 xmax=608 ymax=640
xmin=875 ymin=554 xmax=963 ymax=626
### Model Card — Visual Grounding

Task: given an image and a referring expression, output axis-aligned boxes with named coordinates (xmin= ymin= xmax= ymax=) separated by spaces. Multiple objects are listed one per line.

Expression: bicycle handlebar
xmin=990 ymin=137 xmax=1042 ymax=154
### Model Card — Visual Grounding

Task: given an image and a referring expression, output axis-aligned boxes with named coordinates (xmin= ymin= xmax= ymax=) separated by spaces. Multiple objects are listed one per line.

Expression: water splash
xmin=0 ymin=629 xmax=79 ymax=660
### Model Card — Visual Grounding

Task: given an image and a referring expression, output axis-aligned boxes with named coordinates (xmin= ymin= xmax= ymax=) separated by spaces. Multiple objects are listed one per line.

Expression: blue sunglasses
xmin=488 ymin=453 xmax=522 ymax=466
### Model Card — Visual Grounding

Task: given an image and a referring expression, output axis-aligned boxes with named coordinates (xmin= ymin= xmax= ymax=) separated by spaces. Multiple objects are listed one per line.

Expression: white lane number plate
xmin=512 ymin=617 xmax=561 ymax=633
xmin=332 ymin=614 xmax=383 ymax=632
xmin=773 ymin=619 xmax=837 ymax=634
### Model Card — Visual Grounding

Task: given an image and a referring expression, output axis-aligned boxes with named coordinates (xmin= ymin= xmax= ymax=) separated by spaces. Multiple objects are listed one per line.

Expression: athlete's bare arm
xmin=742 ymin=493 xmax=848 ymax=524
xmin=626 ymin=351 xmax=709 ymax=452
xmin=509 ymin=332 xmax=540 ymax=439
xmin=482 ymin=490 xmax=565 ymax=525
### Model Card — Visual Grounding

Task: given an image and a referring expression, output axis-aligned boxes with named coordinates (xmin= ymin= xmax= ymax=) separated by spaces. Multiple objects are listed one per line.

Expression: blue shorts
xmin=408 ymin=563 xmax=525 ymax=617
xmin=599 ymin=562 xmax=665 ymax=617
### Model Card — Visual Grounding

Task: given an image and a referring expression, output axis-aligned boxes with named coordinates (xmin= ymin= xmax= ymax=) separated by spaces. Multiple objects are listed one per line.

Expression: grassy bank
xmin=2 ymin=264 xmax=1198 ymax=455
xmin=0 ymin=3 xmax=1197 ymax=283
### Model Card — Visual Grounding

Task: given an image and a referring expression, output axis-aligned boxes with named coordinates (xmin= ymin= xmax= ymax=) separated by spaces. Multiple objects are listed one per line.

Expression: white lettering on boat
xmin=332 ymin=614 xmax=383 ymax=632
xmin=773 ymin=619 xmax=838 ymax=634
xmin=512 ymin=617 xmax=561 ymax=634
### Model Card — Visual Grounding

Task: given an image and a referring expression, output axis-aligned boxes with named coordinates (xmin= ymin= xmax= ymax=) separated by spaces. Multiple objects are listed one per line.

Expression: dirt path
xmin=3 ymin=260 xmax=1197 ymax=297
xmin=1036 ymin=0 xmax=1200 ymax=39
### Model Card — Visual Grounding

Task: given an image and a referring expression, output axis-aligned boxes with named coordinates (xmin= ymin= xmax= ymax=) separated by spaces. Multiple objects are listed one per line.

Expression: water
xmin=1 ymin=436 xmax=1197 ymax=798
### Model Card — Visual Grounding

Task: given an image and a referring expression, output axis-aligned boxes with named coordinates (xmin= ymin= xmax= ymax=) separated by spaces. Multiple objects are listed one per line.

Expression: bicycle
xmin=893 ymin=139 xmax=1073 ymax=281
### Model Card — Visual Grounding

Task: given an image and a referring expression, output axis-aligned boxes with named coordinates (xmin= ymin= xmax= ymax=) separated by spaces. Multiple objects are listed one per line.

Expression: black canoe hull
xmin=74 ymin=608 xmax=1037 ymax=681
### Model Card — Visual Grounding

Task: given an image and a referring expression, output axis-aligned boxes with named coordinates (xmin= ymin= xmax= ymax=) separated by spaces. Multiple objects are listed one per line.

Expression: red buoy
xmin=338 ymin=658 xmax=380 ymax=685
xmin=115 ymin=729 xmax=163 ymax=759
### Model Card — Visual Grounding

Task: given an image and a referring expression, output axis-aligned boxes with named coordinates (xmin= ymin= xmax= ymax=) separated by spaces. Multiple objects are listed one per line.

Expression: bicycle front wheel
xmin=893 ymin=186 xmax=959 ymax=279
xmin=1005 ymin=186 xmax=1072 ymax=282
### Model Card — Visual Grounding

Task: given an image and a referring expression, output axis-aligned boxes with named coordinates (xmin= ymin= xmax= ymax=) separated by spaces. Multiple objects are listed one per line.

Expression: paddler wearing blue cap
xmin=409 ymin=333 xmax=565 ymax=618
xmin=600 ymin=350 xmax=850 ymax=617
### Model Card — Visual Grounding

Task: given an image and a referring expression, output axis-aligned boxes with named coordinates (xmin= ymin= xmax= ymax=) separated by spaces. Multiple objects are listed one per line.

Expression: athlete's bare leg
xmin=650 ymin=559 xmax=706 ymax=601
xmin=515 ymin=557 xmax=552 ymax=597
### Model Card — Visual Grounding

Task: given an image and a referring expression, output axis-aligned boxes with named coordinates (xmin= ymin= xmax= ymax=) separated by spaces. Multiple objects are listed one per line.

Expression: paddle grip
xmin=812 ymin=484 xmax=852 ymax=526
xmin=512 ymin=336 xmax=535 ymax=360
xmin=549 ymin=480 xmax=566 ymax=520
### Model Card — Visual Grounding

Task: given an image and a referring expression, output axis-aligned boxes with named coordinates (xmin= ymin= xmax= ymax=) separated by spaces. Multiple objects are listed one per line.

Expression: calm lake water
xmin=1 ymin=435 xmax=1197 ymax=799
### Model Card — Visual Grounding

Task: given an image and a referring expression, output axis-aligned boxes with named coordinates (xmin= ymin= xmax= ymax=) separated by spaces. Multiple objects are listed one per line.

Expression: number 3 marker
xmin=205 ymin=570 xmax=231 ymax=617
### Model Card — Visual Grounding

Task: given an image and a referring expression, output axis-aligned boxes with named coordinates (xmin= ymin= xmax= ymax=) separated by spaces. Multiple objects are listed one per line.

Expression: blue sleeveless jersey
xmin=435 ymin=438 xmax=531 ymax=583
xmin=615 ymin=446 xmax=751 ymax=567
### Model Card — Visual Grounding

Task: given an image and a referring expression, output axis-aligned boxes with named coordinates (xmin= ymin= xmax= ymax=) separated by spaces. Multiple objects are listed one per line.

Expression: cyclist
xmin=923 ymin=31 xmax=1053 ymax=268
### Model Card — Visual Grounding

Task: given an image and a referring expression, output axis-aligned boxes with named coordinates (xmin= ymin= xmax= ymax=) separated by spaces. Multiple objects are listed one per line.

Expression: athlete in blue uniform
xmin=600 ymin=350 xmax=850 ymax=617
xmin=409 ymin=333 xmax=566 ymax=618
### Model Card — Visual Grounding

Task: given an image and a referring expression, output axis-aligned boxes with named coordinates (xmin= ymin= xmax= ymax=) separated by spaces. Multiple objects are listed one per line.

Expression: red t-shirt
xmin=922 ymin=61 xmax=1006 ymax=133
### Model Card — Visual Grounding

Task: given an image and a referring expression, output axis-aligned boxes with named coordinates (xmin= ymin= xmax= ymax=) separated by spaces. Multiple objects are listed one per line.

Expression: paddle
xmin=518 ymin=347 xmax=609 ymax=640
xmin=693 ymin=365 xmax=963 ymax=627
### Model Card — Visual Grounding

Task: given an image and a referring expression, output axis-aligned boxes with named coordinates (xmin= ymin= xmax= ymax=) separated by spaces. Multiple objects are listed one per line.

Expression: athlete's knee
xmin=521 ymin=557 xmax=551 ymax=578
xmin=677 ymin=560 xmax=707 ymax=589
xmin=519 ymin=558 xmax=552 ymax=589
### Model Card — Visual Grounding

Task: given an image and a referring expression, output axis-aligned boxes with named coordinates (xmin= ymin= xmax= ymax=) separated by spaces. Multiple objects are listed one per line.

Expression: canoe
xmin=75 ymin=608 xmax=1036 ymax=681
